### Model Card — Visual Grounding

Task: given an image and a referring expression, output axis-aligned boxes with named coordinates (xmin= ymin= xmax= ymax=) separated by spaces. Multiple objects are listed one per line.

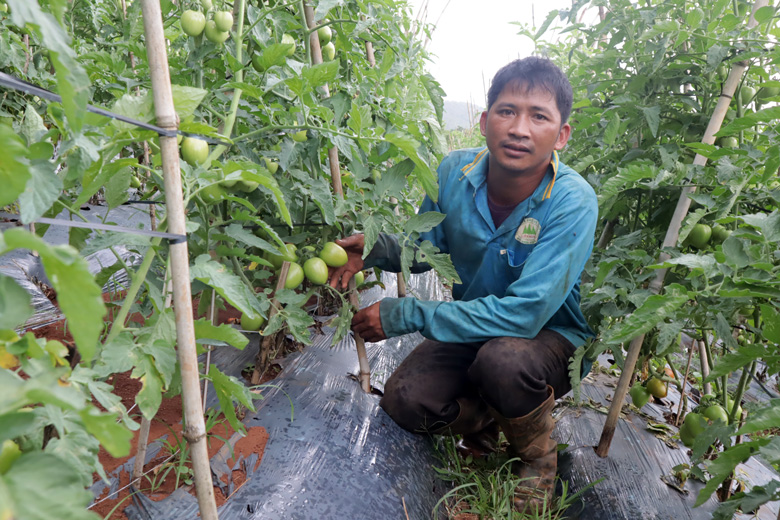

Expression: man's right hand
xmin=329 ymin=234 xmax=366 ymax=290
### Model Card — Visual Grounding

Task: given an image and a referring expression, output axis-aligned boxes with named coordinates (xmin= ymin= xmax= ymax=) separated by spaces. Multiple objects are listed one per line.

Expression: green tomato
xmin=200 ymin=183 xmax=227 ymax=204
xmin=703 ymin=405 xmax=729 ymax=424
xmin=181 ymin=137 xmax=209 ymax=166
xmin=718 ymin=136 xmax=739 ymax=149
xmin=757 ymin=86 xmax=780 ymax=101
xmin=711 ymin=224 xmax=731 ymax=244
xmin=319 ymin=241 xmax=348 ymax=267
xmin=266 ymin=244 xmax=298 ymax=269
xmin=717 ymin=64 xmax=729 ymax=81
xmin=264 ymin=157 xmax=279 ymax=174
xmin=285 ymin=262 xmax=304 ymax=289
xmin=130 ymin=175 xmax=142 ymax=189
xmin=200 ymin=0 xmax=213 ymax=10
xmin=205 ymin=20 xmax=230 ymax=43
xmin=629 ymin=382 xmax=651 ymax=409
xmin=684 ymin=412 xmax=707 ymax=437
xmin=0 ymin=440 xmax=21 ymax=475
xmin=646 ymin=377 xmax=667 ymax=399
xmin=291 ymin=128 xmax=308 ymax=142
xmin=318 ymin=25 xmax=332 ymax=45
xmin=252 ymin=53 xmax=266 ymax=73
xmin=725 ymin=396 xmax=744 ymax=423
xmin=214 ymin=11 xmax=233 ymax=32
xmin=687 ymin=223 xmax=712 ymax=249
xmin=237 ymin=180 xmax=259 ymax=193
xmin=303 ymin=257 xmax=329 ymax=285
xmin=740 ymin=86 xmax=756 ymax=106
xmin=181 ymin=10 xmax=206 ymax=37
xmin=679 ymin=422 xmax=696 ymax=448
xmin=240 ymin=312 xmax=266 ymax=331
xmin=281 ymin=33 xmax=296 ymax=56
xmin=354 ymin=270 xmax=365 ymax=286
xmin=322 ymin=42 xmax=336 ymax=61
xmin=680 ymin=412 xmax=707 ymax=447
xmin=0 ymin=2 xmax=7 ymax=13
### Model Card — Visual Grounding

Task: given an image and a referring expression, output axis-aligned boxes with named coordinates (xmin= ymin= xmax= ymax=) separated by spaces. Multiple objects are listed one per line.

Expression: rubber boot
xmin=429 ymin=397 xmax=495 ymax=456
xmin=489 ymin=385 xmax=557 ymax=514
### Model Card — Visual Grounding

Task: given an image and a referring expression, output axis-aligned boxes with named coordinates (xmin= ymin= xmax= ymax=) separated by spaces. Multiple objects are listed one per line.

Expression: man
xmin=329 ymin=57 xmax=598 ymax=512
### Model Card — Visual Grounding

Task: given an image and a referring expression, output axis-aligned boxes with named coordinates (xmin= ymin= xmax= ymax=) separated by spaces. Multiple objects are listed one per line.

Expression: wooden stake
xmin=303 ymin=3 xmax=343 ymax=198
xmin=674 ymin=340 xmax=696 ymax=427
xmin=348 ymin=277 xmax=371 ymax=393
xmin=596 ymin=0 xmax=768 ymax=458
xmin=138 ymin=2 xmax=218 ymax=518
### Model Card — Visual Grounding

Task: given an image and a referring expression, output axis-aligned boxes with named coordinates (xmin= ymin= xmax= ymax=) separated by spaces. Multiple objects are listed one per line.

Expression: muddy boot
xmin=490 ymin=385 xmax=557 ymax=514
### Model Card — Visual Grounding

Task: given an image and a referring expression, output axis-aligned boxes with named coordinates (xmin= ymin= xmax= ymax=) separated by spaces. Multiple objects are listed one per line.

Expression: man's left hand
xmin=352 ymin=302 xmax=387 ymax=342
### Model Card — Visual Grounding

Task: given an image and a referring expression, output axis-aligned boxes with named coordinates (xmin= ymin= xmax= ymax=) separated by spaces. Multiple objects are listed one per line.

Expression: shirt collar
xmin=459 ymin=148 xmax=560 ymax=210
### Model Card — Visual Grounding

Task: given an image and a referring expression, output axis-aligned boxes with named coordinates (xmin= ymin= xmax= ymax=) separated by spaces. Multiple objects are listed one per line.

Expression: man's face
xmin=480 ymin=82 xmax=571 ymax=178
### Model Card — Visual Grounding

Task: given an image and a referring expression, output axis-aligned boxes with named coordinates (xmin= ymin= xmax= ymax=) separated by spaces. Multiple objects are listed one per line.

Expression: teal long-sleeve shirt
xmin=365 ymin=147 xmax=598 ymax=350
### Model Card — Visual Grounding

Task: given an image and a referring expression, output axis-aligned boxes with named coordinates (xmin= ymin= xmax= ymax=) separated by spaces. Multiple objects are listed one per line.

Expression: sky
xmin=408 ymin=0 xmax=577 ymax=106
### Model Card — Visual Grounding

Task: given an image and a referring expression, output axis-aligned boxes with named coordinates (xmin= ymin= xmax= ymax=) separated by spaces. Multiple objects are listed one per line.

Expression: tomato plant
xmin=0 ymin=0 xmax=449 ymax=515
xmin=529 ymin=0 xmax=780 ymax=514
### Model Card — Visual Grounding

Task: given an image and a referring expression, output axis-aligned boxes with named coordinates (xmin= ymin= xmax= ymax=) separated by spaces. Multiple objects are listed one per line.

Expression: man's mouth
xmin=503 ymin=143 xmax=531 ymax=155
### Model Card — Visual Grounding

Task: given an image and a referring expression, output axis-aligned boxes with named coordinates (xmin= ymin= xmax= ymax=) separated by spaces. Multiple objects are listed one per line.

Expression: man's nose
xmin=508 ymin=114 xmax=531 ymax=137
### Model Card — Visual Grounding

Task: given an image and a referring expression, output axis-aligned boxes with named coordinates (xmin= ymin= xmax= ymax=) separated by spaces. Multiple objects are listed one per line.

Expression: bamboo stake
xmin=302 ymin=3 xmax=343 ymax=198
xmin=390 ymin=197 xmax=407 ymax=297
xmin=595 ymin=0 xmax=768 ymax=458
xmin=132 ymin=275 xmax=173 ymax=481
xmin=251 ymin=261 xmax=290 ymax=385
xmin=674 ymin=339 xmax=696 ymax=427
xmin=138 ymin=2 xmax=218 ymax=518
xmin=202 ymin=288 xmax=217 ymax=410
xmin=348 ymin=277 xmax=371 ymax=393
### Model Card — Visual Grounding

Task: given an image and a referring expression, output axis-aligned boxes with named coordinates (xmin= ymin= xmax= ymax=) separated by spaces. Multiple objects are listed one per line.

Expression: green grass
xmin=431 ymin=436 xmax=598 ymax=519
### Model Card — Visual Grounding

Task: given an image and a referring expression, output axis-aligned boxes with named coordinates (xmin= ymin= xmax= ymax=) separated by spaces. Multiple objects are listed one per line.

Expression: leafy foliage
xmin=0 ymin=0 xmax=449 ymax=515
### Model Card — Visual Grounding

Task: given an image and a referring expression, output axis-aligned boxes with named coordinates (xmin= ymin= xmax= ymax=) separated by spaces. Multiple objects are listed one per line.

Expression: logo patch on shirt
xmin=515 ymin=218 xmax=540 ymax=244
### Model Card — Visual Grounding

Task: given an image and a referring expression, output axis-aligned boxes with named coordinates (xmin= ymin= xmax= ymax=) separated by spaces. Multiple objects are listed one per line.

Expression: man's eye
xmin=534 ymin=114 xmax=548 ymax=120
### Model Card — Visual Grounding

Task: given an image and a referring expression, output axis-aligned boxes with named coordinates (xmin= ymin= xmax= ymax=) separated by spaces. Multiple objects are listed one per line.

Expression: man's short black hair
xmin=487 ymin=57 xmax=573 ymax=124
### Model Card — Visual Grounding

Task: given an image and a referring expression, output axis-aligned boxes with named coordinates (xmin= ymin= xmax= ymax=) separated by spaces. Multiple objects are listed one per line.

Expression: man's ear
xmin=479 ymin=111 xmax=488 ymax=137
xmin=554 ymin=123 xmax=572 ymax=150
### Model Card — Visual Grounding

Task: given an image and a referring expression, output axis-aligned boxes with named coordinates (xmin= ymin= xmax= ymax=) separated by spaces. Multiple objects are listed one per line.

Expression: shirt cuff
xmin=379 ymin=297 xmax=415 ymax=338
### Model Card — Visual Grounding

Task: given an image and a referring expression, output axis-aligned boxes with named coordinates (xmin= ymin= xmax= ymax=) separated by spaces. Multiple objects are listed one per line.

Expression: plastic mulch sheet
xmin=7 ymin=207 xmax=777 ymax=519
xmin=556 ymin=369 xmax=779 ymax=519
xmin=120 ymin=271 xmax=451 ymax=520
xmin=1 ymin=203 xmax=150 ymax=330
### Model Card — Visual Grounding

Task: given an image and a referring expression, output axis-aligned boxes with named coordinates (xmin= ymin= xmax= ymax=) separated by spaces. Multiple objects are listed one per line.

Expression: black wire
xmin=0 ymin=72 xmax=231 ymax=146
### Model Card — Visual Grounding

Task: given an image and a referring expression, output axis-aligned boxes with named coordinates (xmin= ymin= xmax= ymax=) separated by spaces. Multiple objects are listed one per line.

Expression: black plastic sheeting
xmin=6 ymin=206 xmax=777 ymax=519
xmin=109 ymin=269 xmax=779 ymax=520
xmin=0 ymin=204 xmax=150 ymax=330
xmin=116 ymin=271 xmax=450 ymax=520
xmin=557 ymin=369 xmax=780 ymax=519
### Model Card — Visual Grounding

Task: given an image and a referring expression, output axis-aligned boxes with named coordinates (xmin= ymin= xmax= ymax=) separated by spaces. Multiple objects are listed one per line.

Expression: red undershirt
xmin=487 ymin=192 xmax=518 ymax=228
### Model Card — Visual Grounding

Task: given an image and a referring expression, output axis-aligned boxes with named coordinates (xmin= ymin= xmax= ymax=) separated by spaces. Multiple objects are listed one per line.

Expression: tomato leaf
xmin=0 ymin=452 xmax=99 ymax=520
xmin=302 ymin=60 xmax=339 ymax=89
xmin=78 ymin=408 xmax=132 ymax=458
xmin=601 ymin=289 xmax=689 ymax=345
xmin=737 ymin=399 xmax=780 ymax=435
xmin=384 ymin=131 xmax=438 ymax=202
xmin=0 ymin=125 xmax=32 ymax=207
xmin=190 ymin=255 xmax=265 ymax=317
xmin=0 ymin=275 xmax=32 ymax=330
xmin=208 ymin=365 xmax=256 ymax=434
xmin=194 ymin=318 xmax=250 ymax=350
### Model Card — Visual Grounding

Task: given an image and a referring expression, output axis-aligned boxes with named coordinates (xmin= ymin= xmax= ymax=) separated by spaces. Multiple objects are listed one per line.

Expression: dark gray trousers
xmin=379 ymin=330 xmax=576 ymax=434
